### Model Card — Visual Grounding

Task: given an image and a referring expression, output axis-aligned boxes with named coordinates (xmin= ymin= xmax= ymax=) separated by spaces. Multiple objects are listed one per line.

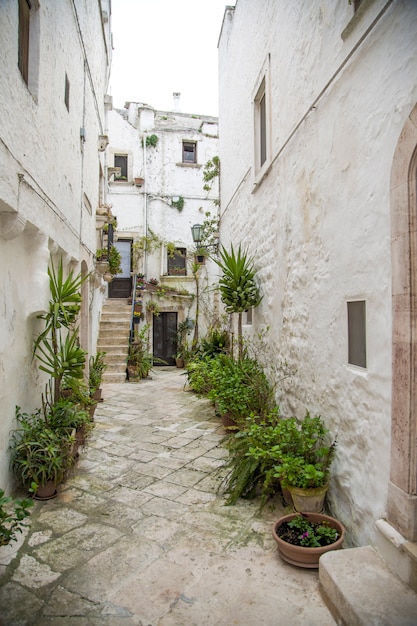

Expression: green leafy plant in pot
xmin=272 ymin=512 xmax=345 ymax=568
xmin=33 ymin=258 xmax=88 ymax=403
xmin=10 ymin=407 xmax=75 ymax=498
xmin=89 ymin=351 xmax=107 ymax=401
xmin=272 ymin=413 xmax=336 ymax=512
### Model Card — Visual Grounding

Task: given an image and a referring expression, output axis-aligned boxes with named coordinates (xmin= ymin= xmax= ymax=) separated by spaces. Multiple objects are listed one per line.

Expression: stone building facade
xmin=218 ymin=0 xmax=417 ymax=561
xmin=106 ymin=100 xmax=219 ymax=363
xmin=0 ymin=0 xmax=112 ymax=490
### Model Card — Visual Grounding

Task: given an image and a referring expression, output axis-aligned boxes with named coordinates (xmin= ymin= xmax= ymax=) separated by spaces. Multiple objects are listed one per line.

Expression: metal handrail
xmin=129 ymin=273 xmax=138 ymax=345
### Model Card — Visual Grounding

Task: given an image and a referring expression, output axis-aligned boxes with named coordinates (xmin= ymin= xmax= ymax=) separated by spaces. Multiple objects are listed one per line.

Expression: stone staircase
xmin=97 ymin=298 xmax=131 ymax=383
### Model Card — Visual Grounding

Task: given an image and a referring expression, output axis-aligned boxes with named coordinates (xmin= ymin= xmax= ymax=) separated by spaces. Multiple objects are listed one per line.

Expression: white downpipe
xmin=143 ymin=135 xmax=148 ymax=276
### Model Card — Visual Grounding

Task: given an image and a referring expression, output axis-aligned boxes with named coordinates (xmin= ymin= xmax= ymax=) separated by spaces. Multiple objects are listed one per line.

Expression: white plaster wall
xmin=0 ymin=0 xmax=111 ymax=491
xmin=218 ymin=0 xmax=417 ymax=545
xmin=107 ymin=105 xmax=219 ymax=340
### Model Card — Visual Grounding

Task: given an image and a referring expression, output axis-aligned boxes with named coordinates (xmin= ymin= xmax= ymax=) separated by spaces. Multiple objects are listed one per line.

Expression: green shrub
xmin=0 ymin=489 xmax=33 ymax=546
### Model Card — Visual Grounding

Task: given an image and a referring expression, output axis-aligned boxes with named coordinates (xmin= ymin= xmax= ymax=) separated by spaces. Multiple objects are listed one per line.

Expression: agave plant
xmin=216 ymin=245 xmax=262 ymax=357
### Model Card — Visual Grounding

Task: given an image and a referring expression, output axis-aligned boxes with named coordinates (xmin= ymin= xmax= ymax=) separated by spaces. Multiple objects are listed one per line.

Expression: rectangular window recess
xmin=347 ymin=300 xmax=367 ymax=368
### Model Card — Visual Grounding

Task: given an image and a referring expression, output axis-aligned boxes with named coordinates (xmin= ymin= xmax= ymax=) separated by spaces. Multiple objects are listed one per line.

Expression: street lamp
xmin=191 ymin=223 xmax=204 ymax=246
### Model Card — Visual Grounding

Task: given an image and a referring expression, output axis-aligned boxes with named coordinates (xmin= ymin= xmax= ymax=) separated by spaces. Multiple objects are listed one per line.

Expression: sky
xmin=109 ymin=0 xmax=231 ymax=117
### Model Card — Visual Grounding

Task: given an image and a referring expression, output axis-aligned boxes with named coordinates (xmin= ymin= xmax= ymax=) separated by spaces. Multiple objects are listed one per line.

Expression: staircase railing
xmin=129 ymin=273 xmax=138 ymax=345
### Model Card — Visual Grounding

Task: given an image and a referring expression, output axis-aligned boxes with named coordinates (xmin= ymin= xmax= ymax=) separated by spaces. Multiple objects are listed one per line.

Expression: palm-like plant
xmin=216 ymin=245 xmax=262 ymax=357
xmin=33 ymin=258 xmax=88 ymax=402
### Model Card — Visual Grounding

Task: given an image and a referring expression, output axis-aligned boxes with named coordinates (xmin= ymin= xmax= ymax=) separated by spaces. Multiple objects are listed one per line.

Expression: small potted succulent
xmin=272 ymin=512 xmax=345 ymax=568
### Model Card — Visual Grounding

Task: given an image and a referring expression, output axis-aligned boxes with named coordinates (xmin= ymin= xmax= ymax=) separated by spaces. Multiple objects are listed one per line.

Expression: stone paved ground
xmin=0 ymin=368 xmax=336 ymax=625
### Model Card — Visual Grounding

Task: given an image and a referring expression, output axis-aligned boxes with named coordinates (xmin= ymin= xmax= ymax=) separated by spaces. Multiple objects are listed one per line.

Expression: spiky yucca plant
xmin=216 ymin=245 xmax=262 ymax=357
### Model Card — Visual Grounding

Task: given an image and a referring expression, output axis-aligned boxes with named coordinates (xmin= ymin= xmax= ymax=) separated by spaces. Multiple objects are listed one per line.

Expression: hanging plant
xmin=145 ymin=134 xmax=159 ymax=147
xmin=171 ymin=196 xmax=185 ymax=212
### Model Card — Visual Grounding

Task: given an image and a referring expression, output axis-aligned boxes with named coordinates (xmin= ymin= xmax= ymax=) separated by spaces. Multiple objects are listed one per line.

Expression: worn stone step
xmin=102 ymin=372 xmax=126 ymax=383
xmin=319 ymin=546 xmax=417 ymax=626
xmin=98 ymin=336 xmax=129 ymax=347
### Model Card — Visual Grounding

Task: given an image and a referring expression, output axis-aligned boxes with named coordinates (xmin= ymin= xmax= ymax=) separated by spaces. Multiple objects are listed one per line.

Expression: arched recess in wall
xmin=388 ymin=103 xmax=417 ymax=541
xmin=80 ymin=260 xmax=89 ymax=356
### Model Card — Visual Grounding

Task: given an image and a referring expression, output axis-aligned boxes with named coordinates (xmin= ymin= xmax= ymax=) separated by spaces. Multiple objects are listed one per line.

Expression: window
xmin=168 ymin=248 xmax=186 ymax=276
xmin=245 ymin=308 xmax=253 ymax=325
xmin=18 ymin=0 xmax=31 ymax=84
xmin=64 ymin=74 xmax=70 ymax=111
xmin=347 ymin=300 xmax=367 ymax=368
xmin=182 ymin=142 xmax=197 ymax=164
xmin=253 ymin=54 xmax=271 ymax=182
xmin=114 ymin=155 xmax=128 ymax=180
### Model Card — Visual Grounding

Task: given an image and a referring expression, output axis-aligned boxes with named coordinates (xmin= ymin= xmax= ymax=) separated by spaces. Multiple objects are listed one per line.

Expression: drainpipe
xmin=143 ymin=134 xmax=148 ymax=277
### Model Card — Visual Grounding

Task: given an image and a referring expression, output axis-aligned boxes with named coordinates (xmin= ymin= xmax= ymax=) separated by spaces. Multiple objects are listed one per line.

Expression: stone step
xmin=104 ymin=362 xmax=127 ymax=372
xmin=96 ymin=345 xmax=128 ymax=355
xmin=102 ymin=372 xmax=126 ymax=383
xmin=319 ymin=546 xmax=417 ymax=626
xmin=98 ymin=352 xmax=127 ymax=363
xmin=99 ymin=329 xmax=130 ymax=339
xmin=98 ymin=336 xmax=129 ymax=347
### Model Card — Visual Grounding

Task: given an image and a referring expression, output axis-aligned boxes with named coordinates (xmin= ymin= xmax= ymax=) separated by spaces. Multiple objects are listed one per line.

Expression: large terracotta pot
xmin=34 ymin=480 xmax=58 ymax=500
xmin=287 ymin=484 xmax=328 ymax=513
xmin=272 ymin=512 xmax=345 ymax=568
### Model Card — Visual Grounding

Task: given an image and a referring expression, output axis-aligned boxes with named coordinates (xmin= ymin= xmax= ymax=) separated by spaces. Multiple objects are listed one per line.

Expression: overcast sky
xmin=109 ymin=0 xmax=230 ymax=117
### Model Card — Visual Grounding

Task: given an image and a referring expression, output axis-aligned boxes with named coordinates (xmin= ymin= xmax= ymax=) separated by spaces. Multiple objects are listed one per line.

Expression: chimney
xmin=173 ymin=92 xmax=181 ymax=112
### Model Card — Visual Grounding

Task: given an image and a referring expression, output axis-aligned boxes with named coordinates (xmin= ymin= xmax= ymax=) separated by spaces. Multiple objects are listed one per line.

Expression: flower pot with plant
xmin=89 ymin=351 xmax=107 ymax=401
xmin=272 ymin=512 xmax=345 ymax=568
xmin=273 ymin=414 xmax=336 ymax=512
xmin=10 ymin=407 xmax=75 ymax=498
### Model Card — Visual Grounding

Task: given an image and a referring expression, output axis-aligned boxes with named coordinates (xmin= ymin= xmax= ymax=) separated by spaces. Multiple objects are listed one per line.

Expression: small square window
xmin=114 ymin=154 xmax=128 ymax=180
xmin=182 ymin=142 xmax=197 ymax=164
xmin=347 ymin=300 xmax=366 ymax=368
xmin=168 ymin=248 xmax=186 ymax=276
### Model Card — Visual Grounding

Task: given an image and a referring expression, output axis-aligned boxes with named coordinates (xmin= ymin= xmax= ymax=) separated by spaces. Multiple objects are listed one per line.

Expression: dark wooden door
xmin=109 ymin=240 xmax=132 ymax=298
xmin=153 ymin=312 xmax=177 ymax=365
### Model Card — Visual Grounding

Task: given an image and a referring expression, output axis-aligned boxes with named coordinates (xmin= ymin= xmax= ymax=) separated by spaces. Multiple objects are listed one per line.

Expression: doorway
xmin=153 ymin=312 xmax=177 ymax=365
xmin=109 ymin=240 xmax=132 ymax=298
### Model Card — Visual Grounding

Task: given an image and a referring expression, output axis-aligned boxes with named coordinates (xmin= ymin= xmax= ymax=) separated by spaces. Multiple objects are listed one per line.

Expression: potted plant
xmin=108 ymin=245 xmax=122 ymax=276
xmin=0 ymin=489 xmax=33 ymax=546
xmin=174 ymin=318 xmax=194 ymax=367
xmin=89 ymin=351 xmax=107 ymax=401
xmin=273 ymin=414 xmax=336 ymax=512
xmin=10 ymin=407 xmax=75 ymax=499
xmin=127 ymin=325 xmax=154 ymax=380
xmin=272 ymin=512 xmax=345 ymax=568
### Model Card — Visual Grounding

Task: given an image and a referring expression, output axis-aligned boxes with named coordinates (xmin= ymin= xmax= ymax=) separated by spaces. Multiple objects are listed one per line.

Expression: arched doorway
xmin=388 ymin=104 xmax=417 ymax=541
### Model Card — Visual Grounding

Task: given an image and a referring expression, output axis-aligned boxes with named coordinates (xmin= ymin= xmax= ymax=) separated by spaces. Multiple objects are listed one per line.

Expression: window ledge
xmin=176 ymin=162 xmax=201 ymax=169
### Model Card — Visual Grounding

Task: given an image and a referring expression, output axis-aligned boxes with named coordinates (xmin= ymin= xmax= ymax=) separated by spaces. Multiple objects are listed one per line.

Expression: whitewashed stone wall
xmin=0 ymin=0 xmax=111 ymax=491
xmin=107 ymin=103 xmax=219 ymax=344
xmin=218 ymin=0 xmax=417 ymax=545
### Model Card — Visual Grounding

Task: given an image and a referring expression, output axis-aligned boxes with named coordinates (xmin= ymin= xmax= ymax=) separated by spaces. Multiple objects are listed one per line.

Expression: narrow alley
xmin=0 ymin=368 xmax=335 ymax=625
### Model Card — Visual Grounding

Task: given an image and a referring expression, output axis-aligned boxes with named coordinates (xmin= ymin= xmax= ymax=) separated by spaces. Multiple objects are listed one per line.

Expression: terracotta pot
xmin=221 ymin=412 xmax=239 ymax=432
xmin=175 ymin=357 xmax=185 ymax=368
xmin=287 ymin=484 xmax=328 ymax=513
xmin=272 ymin=512 xmax=345 ymax=569
xmin=93 ymin=388 xmax=103 ymax=402
xmin=34 ymin=480 xmax=58 ymax=500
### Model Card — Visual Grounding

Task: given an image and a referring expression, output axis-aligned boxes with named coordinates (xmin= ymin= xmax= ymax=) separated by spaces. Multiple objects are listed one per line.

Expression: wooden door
xmin=109 ymin=240 xmax=132 ymax=298
xmin=153 ymin=312 xmax=177 ymax=365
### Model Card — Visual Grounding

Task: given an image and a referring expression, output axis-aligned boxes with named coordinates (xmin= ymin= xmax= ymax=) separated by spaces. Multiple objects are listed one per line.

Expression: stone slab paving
xmin=0 ymin=368 xmax=336 ymax=625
